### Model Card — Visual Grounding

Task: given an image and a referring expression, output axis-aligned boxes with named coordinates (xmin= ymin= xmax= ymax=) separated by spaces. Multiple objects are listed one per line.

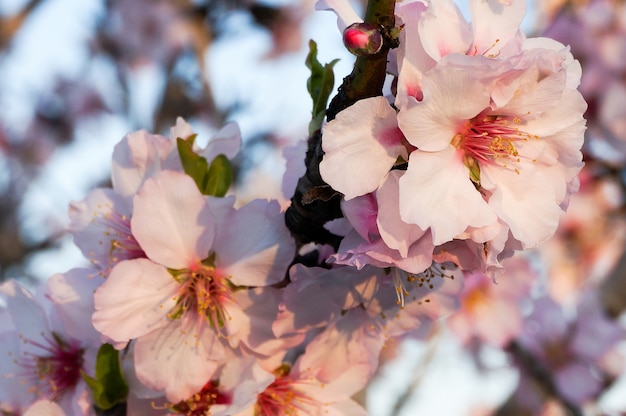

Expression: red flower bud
xmin=342 ymin=22 xmax=383 ymax=56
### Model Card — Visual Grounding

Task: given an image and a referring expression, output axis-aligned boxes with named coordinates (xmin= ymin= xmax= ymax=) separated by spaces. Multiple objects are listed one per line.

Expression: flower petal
xmin=215 ymin=199 xmax=294 ymax=286
xmin=132 ymin=170 xmax=215 ymax=268
xmin=418 ymin=0 xmax=472 ymax=60
xmin=111 ymin=130 xmax=171 ymax=199
xmin=47 ymin=268 xmax=104 ymax=344
xmin=133 ymin=319 xmax=225 ymax=403
xmin=482 ymin=163 xmax=562 ymax=247
xmin=399 ymin=147 xmax=496 ymax=245
xmin=469 ymin=0 xmax=526 ymax=56
xmin=320 ymin=96 xmax=406 ymax=200
xmin=398 ymin=62 xmax=491 ymax=152
xmin=92 ymin=259 xmax=177 ymax=343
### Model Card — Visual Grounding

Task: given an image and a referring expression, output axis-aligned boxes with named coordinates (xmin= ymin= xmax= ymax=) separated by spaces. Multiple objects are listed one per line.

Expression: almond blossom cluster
xmin=1 ymin=0 xmax=617 ymax=415
xmin=319 ymin=0 xmax=586 ymax=282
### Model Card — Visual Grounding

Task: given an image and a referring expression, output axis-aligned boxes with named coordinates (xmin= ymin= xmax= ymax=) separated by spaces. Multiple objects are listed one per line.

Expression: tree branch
xmin=284 ymin=0 xmax=397 ymax=252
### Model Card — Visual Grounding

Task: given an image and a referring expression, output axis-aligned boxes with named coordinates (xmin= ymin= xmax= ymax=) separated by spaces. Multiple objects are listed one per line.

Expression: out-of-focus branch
xmin=600 ymin=246 xmax=626 ymax=317
xmin=499 ymin=341 xmax=584 ymax=416
xmin=0 ymin=0 xmax=44 ymax=50
xmin=285 ymin=0 xmax=397 ymax=251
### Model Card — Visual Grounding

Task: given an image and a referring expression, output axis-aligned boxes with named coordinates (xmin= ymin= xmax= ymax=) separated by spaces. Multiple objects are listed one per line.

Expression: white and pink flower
xmin=92 ymin=170 xmax=295 ymax=402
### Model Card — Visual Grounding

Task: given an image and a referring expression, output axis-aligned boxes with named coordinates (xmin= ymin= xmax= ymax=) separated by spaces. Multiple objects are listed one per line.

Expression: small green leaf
xmin=306 ymin=39 xmax=339 ymax=136
xmin=177 ymin=137 xmax=233 ymax=197
xmin=204 ymin=154 xmax=233 ymax=197
xmin=177 ymin=137 xmax=210 ymax=192
xmin=82 ymin=343 xmax=129 ymax=410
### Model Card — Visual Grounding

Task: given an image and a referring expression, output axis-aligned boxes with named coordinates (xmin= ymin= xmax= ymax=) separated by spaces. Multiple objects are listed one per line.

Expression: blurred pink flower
xmin=516 ymin=294 xmax=624 ymax=405
xmin=447 ymin=255 xmax=537 ymax=347
xmin=0 ymin=271 xmax=102 ymax=415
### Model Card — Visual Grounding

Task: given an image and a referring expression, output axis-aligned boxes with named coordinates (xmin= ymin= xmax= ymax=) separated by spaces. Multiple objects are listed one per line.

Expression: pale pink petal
xmin=212 ymin=356 xmax=275 ymax=416
xmin=395 ymin=0 xmax=433 ymax=107
xmin=170 ymin=116 xmax=195 ymax=141
xmin=281 ymin=140 xmax=307 ymax=200
xmin=399 ymin=147 xmax=496 ymax=245
xmin=376 ymin=171 xmax=427 ymax=257
xmin=0 ymin=280 xmax=48 ymax=347
xmin=325 ymin=400 xmax=368 ymax=416
xmin=298 ymin=308 xmax=382 ymax=387
xmin=111 ymin=130 xmax=171 ymax=199
xmin=215 ymin=199 xmax=294 ymax=287
xmin=46 ymin=268 xmax=103 ymax=344
xmin=92 ymin=259 xmax=177 ymax=343
xmin=482 ymin=164 xmax=562 ymax=247
xmin=273 ymin=265 xmax=342 ymax=337
xmin=473 ymin=297 xmax=523 ymax=347
xmin=398 ymin=63 xmax=491 ymax=151
xmin=199 ymin=122 xmax=242 ymax=162
xmin=24 ymin=400 xmax=66 ymax=416
xmin=469 ymin=0 xmax=526 ymax=56
xmin=495 ymin=65 xmax=567 ymax=118
xmin=230 ymin=287 xmax=303 ymax=358
xmin=418 ymin=0 xmax=472 ymax=60
xmin=132 ymin=170 xmax=215 ymax=269
xmin=522 ymin=37 xmax=582 ymax=89
xmin=133 ymin=320 xmax=224 ymax=403
xmin=341 ymin=193 xmax=378 ymax=242
xmin=320 ymin=96 xmax=406 ymax=200
xmin=68 ymin=188 xmax=142 ymax=274
xmin=0 ymin=333 xmax=34 ymax=407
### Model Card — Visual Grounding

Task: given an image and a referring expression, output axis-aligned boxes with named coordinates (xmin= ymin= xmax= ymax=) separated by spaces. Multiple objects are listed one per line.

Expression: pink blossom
xmin=92 ymin=170 xmax=295 ymax=402
xmin=397 ymin=51 xmax=586 ymax=247
xmin=275 ymin=263 xmax=462 ymax=367
xmin=69 ymin=119 xmax=241 ymax=277
xmin=447 ymin=255 xmax=537 ymax=347
xmin=134 ymin=354 xmax=275 ymax=416
xmin=516 ymin=294 xmax=624 ymax=405
xmin=233 ymin=340 xmax=370 ymax=416
xmin=328 ymin=171 xmax=434 ymax=275
xmin=0 ymin=272 xmax=102 ymax=415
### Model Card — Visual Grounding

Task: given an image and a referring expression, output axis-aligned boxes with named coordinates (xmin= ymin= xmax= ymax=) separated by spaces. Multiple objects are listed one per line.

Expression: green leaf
xmin=306 ymin=39 xmax=339 ymax=136
xmin=177 ymin=137 xmax=210 ymax=192
xmin=177 ymin=138 xmax=233 ymax=197
xmin=82 ymin=343 xmax=129 ymax=410
xmin=205 ymin=154 xmax=233 ymax=197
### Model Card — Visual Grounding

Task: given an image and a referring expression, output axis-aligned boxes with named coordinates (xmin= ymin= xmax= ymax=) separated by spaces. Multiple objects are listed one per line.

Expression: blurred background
xmin=2 ymin=0 xmax=626 ymax=414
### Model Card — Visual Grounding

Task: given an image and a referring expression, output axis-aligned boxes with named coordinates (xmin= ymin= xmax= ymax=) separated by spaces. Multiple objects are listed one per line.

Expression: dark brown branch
xmin=327 ymin=0 xmax=398 ymax=120
xmin=284 ymin=0 xmax=397 ymax=252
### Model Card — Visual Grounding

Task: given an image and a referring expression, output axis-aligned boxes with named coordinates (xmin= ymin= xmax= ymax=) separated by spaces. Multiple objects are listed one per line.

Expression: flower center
xmin=169 ymin=261 xmax=234 ymax=334
xmin=170 ymin=379 xmax=232 ymax=415
xmin=452 ymin=114 xmax=538 ymax=181
xmin=463 ymin=285 xmax=490 ymax=311
xmin=255 ymin=364 xmax=314 ymax=416
xmin=12 ymin=331 xmax=84 ymax=400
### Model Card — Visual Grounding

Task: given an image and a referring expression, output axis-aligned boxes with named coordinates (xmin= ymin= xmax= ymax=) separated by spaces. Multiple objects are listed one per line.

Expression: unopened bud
xmin=342 ymin=22 xmax=383 ymax=56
